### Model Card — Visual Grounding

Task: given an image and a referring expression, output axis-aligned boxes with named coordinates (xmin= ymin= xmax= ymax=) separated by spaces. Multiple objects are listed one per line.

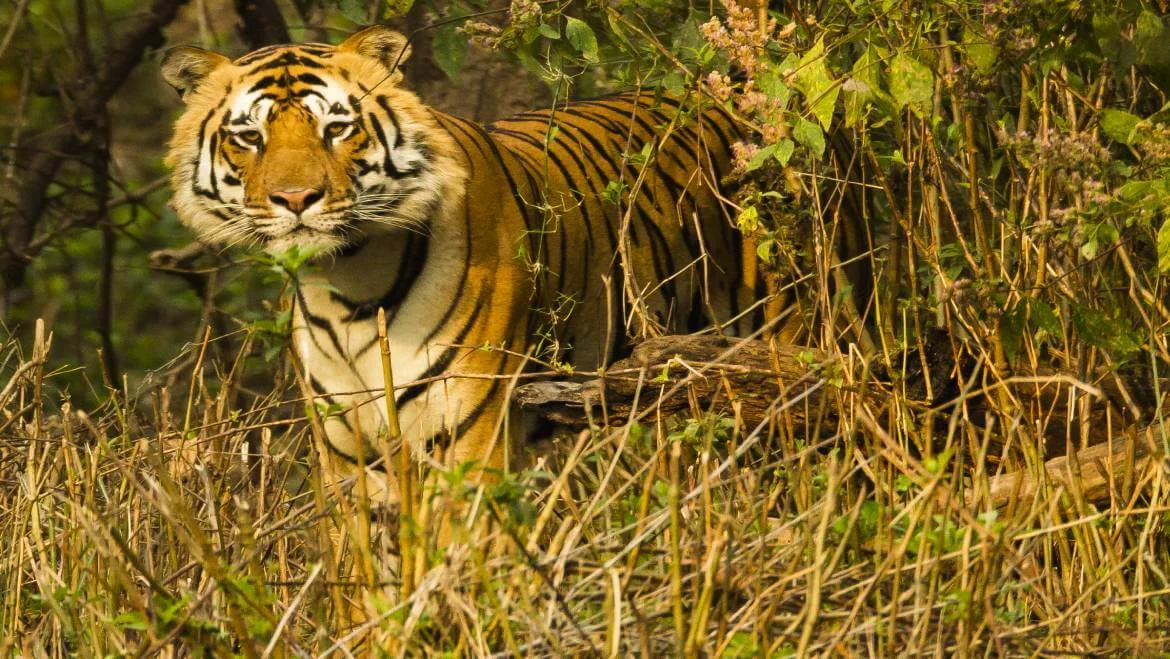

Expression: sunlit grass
xmin=1 ymin=313 xmax=1166 ymax=656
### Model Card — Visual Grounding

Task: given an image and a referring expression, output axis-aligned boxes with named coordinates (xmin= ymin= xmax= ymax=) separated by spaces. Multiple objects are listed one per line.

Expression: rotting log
xmin=513 ymin=334 xmax=847 ymax=429
xmin=515 ymin=334 xmax=1167 ymax=507
xmin=979 ymin=426 xmax=1164 ymax=509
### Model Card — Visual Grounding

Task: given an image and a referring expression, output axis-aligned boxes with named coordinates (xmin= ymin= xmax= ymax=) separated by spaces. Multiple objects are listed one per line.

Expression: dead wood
xmin=514 ymin=334 xmax=843 ymax=428
xmin=979 ymin=426 xmax=1164 ymax=509
xmin=514 ymin=334 xmax=1168 ymax=507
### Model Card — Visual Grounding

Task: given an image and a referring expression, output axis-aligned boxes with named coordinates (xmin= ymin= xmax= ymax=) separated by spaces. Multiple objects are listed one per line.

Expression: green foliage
xmin=564 ymin=17 xmax=599 ymax=62
xmin=1101 ymin=109 xmax=1141 ymax=144
xmin=887 ymin=53 xmax=933 ymax=117
xmin=794 ymin=39 xmax=839 ymax=129
xmin=433 ymin=23 xmax=468 ymax=80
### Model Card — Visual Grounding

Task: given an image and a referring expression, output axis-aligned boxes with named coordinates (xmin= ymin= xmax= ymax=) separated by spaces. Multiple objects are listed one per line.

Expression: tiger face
xmin=163 ymin=27 xmax=449 ymax=257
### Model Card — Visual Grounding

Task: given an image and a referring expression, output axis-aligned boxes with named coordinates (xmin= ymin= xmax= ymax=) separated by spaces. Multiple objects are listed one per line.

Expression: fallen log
xmin=513 ymin=334 xmax=848 ymax=428
xmin=515 ymin=334 xmax=1167 ymax=508
xmin=980 ymin=426 xmax=1163 ymax=509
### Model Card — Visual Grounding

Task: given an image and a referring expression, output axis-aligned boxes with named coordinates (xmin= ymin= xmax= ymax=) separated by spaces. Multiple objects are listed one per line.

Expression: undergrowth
xmin=1 ymin=318 xmax=1167 ymax=655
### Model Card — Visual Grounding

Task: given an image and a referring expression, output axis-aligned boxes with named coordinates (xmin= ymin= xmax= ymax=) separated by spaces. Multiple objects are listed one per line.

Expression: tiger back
xmin=162 ymin=26 xmax=754 ymax=506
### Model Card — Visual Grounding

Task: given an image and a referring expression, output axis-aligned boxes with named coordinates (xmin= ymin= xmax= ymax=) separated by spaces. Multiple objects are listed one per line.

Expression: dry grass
xmin=1 ymin=306 xmax=1167 ymax=656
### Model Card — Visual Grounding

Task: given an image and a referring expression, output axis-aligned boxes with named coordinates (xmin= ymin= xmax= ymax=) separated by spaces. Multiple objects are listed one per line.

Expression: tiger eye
xmin=234 ymin=130 xmax=262 ymax=147
xmin=324 ymin=122 xmax=353 ymax=141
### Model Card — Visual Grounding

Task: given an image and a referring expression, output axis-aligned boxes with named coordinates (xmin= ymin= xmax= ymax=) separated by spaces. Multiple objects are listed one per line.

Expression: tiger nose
xmin=269 ymin=187 xmax=323 ymax=215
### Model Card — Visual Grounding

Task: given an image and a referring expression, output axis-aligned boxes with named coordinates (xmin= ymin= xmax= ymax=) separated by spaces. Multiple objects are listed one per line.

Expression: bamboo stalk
xmin=378 ymin=308 xmax=413 ymax=600
xmin=669 ymin=438 xmax=685 ymax=656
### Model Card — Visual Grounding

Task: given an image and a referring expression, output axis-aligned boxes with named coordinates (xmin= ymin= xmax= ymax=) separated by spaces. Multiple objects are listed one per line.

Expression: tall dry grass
xmin=1 ymin=302 xmax=1167 ymax=655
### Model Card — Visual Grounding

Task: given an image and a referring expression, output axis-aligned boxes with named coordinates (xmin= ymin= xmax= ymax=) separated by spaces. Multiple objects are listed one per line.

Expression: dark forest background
xmin=0 ymin=0 xmax=553 ymax=404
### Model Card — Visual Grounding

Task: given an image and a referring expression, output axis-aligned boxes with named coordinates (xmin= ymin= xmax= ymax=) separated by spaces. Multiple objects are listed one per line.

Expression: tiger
xmin=161 ymin=26 xmax=759 ymax=509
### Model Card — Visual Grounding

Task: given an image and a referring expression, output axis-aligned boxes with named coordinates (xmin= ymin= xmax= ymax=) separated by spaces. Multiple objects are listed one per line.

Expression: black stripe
xmin=367 ymin=112 xmax=399 ymax=177
xmin=336 ymin=232 xmax=430 ymax=323
xmin=421 ymin=195 xmax=475 ymax=346
xmin=337 ymin=235 xmax=368 ymax=258
xmin=206 ymin=132 xmax=222 ymax=200
xmin=247 ymin=76 xmax=279 ymax=94
xmin=243 ymin=50 xmax=327 ymax=70
xmin=297 ymin=288 xmax=348 ymax=359
xmin=375 ymin=96 xmax=405 ymax=148
xmin=367 ymin=111 xmax=419 ymax=180
xmin=436 ymin=114 xmax=490 ymax=160
xmin=396 ymin=287 xmax=491 ymax=410
xmin=296 ymin=72 xmax=327 ymax=86
xmin=549 ymin=130 xmax=621 ymax=253
xmin=292 ymin=89 xmax=327 ymax=102
xmin=234 ymin=45 xmax=283 ymax=65
xmin=475 ymin=122 xmax=540 ymax=263
xmin=421 ymin=365 xmax=506 ymax=450
xmin=191 ymin=100 xmax=225 ymax=200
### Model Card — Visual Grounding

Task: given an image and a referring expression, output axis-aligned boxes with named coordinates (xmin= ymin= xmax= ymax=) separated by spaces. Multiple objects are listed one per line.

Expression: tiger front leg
xmin=402 ymin=383 xmax=519 ymax=557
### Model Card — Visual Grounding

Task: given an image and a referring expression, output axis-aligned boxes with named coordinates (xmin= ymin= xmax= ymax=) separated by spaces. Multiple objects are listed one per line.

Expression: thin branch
xmin=0 ymin=0 xmax=30 ymax=62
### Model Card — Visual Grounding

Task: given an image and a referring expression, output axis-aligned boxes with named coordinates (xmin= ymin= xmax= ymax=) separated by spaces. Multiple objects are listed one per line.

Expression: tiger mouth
xmin=260 ymin=224 xmax=352 ymax=256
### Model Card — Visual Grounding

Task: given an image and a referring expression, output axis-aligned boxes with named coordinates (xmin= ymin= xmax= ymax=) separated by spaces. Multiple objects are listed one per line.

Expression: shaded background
xmin=0 ymin=0 xmax=550 ymax=404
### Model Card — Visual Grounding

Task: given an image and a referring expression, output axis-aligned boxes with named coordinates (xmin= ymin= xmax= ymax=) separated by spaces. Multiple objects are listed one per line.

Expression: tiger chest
xmin=292 ymin=282 xmax=453 ymax=461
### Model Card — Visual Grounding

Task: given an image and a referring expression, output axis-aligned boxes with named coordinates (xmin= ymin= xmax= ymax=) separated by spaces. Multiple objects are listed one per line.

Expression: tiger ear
xmin=338 ymin=26 xmax=412 ymax=72
xmin=161 ymin=46 xmax=230 ymax=100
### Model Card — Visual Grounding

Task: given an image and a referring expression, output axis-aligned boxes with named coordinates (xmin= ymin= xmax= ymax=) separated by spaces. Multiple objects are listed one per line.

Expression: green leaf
xmin=1136 ymin=9 xmax=1165 ymax=42
xmin=114 ymin=611 xmax=148 ymax=632
xmin=737 ymin=205 xmax=759 ymax=232
xmin=661 ymin=71 xmax=685 ymax=96
xmin=1117 ymin=180 xmax=1154 ymax=202
xmin=774 ymin=138 xmax=795 ymax=165
xmin=792 ymin=117 xmax=825 ymax=158
xmin=538 ymin=23 xmax=560 ymax=40
xmin=1100 ymin=109 xmax=1141 ymax=145
xmin=841 ymin=76 xmax=872 ymax=129
xmin=565 ymin=17 xmax=599 ymax=62
xmin=1029 ymin=300 xmax=1062 ymax=339
xmin=999 ymin=306 xmax=1025 ymax=361
xmin=745 ymin=143 xmax=778 ymax=172
xmin=432 ymin=23 xmax=467 ymax=81
xmin=382 ymin=0 xmax=415 ymax=19
xmin=962 ymin=27 xmax=997 ymax=73
xmin=888 ymin=53 xmax=934 ymax=117
xmin=603 ymin=180 xmax=627 ymax=204
xmin=721 ymin=631 xmax=760 ymax=658
xmin=1135 ymin=10 xmax=1169 ymax=67
xmin=744 ymin=139 xmax=794 ymax=171
xmin=756 ymin=237 xmax=776 ymax=263
xmin=757 ymin=65 xmax=790 ymax=106
xmin=795 ymin=39 xmax=838 ymax=129
xmin=1158 ymin=219 xmax=1170 ymax=273
xmin=845 ymin=45 xmax=881 ymax=128
xmin=1071 ymin=304 xmax=1140 ymax=357
xmin=338 ymin=0 xmax=368 ymax=24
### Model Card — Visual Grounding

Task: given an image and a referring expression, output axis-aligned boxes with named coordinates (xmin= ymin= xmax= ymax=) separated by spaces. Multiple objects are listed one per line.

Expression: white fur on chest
xmin=293 ymin=224 xmax=469 ymax=457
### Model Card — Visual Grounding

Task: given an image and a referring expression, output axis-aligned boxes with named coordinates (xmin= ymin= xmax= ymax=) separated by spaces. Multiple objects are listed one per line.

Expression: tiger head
xmin=163 ymin=27 xmax=457 ymax=257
